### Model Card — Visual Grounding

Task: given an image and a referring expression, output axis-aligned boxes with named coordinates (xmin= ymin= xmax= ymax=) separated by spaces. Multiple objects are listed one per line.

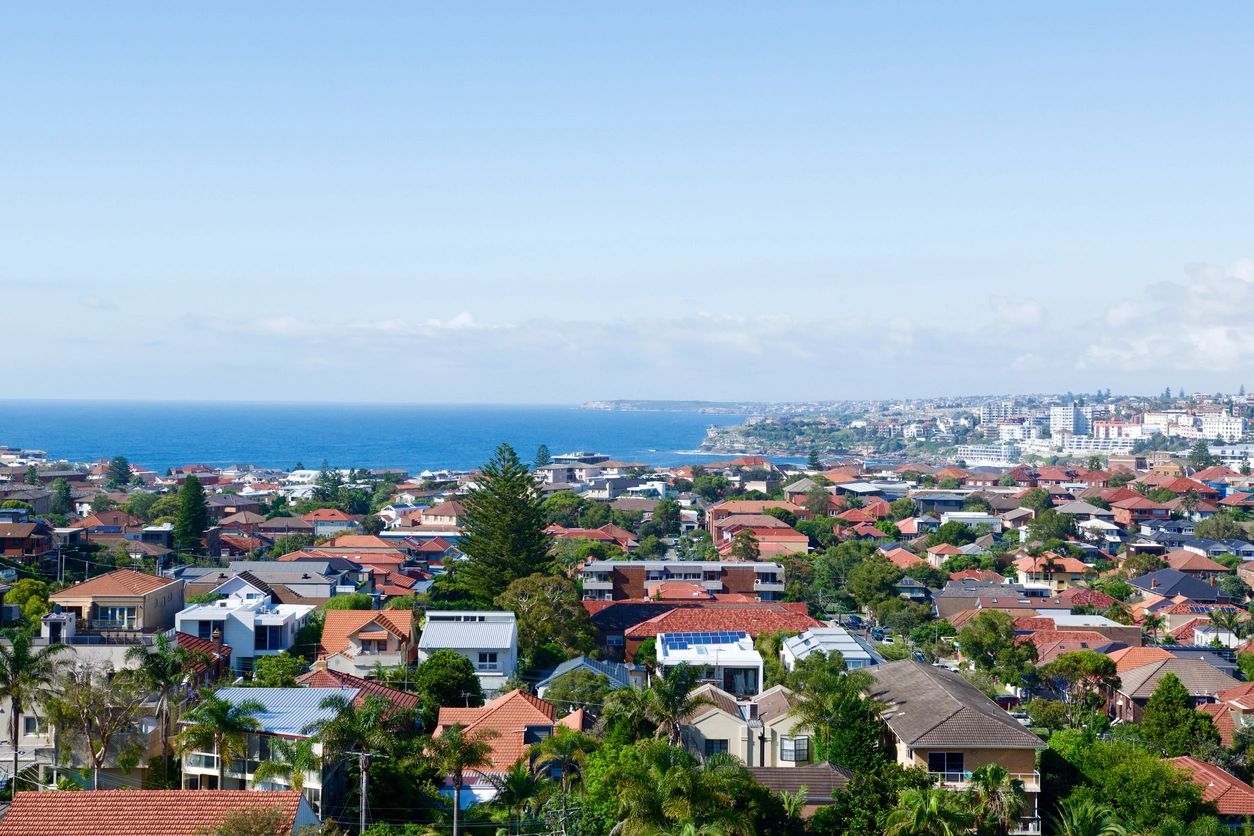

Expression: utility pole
xmin=358 ymin=752 xmax=369 ymax=834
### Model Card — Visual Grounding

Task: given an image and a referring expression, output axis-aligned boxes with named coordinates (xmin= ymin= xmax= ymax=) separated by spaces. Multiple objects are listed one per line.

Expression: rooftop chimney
xmin=211 ymin=627 xmax=223 ymax=652
xmin=1151 ymin=578 xmax=1159 ymax=590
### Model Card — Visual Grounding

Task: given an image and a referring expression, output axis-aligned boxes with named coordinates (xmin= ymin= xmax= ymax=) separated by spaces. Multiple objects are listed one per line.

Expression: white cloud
xmin=989 ymin=295 xmax=1044 ymax=328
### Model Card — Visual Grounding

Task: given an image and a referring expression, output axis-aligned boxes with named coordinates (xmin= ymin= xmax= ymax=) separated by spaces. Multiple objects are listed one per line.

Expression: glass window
xmin=477 ymin=652 xmax=498 ymax=671
xmin=22 ymin=716 xmax=46 ymax=736
xmin=927 ymin=752 xmax=964 ymax=778
xmin=704 ymin=739 xmax=729 ymax=758
xmin=781 ymin=736 xmax=810 ymax=763
xmin=256 ymin=625 xmax=284 ymax=651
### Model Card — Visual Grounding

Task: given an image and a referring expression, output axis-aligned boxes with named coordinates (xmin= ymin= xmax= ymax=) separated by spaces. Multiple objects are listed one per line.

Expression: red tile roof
xmin=625 ymin=604 xmax=821 ymax=639
xmin=881 ymin=547 xmax=923 ymax=569
xmin=302 ymin=508 xmax=355 ymax=521
xmin=296 ymin=666 xmax=421 ymax=710
xmin=1166 ymin=549 xmax=1229 ymax=573
xmin=49 ymin=569 xmax=174 ymax=600
xmin=1054 ymin=588 xmax=1118 ymax=609
xmin=1200 ymin=702 xmax=1237 ymax=746
xmin=320 ymin=609 xmax=414 ymax=657
xmin=0 ymin=790 xmax=307 ymax=836
xmin=1168 ymin=757 xmax=1254 ymax=816
xmin=949 ymin=569 xmax=1004 ymax=583
xmin=435 ymin=689 xmax=558 ymax=773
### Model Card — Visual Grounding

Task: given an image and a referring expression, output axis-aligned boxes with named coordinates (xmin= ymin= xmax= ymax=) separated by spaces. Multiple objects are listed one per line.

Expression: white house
xmin=656 ymin=631 xmax=764 ymax=698
xmin=175 ymin=580 xmax=314 ymax=674
xmin=780 ymin=626 xmax=883 ymax=671
xmin=417 ymin=611 xmax=518 ymax=694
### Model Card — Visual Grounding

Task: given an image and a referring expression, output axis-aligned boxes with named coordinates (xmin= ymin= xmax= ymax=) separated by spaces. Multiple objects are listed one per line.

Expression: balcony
xmin=1011 ymin=818 xmax=1043 ymax=835
xmin=929 ymin=771 xmax=1040 ymax=793
xmin=581 ymin=578 xmax=613 ymax=590
xmin=753 ymin=580 xmax=786 ymax=592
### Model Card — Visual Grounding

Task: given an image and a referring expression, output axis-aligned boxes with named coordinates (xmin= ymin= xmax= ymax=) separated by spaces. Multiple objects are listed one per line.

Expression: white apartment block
xmin=1201 ymin=413 xmax=1246 ymax=442
xmin=1049 ymin=404 xmax=1106 ymax=437
xmin=951 ymin=443 xmax=1020 ymax=467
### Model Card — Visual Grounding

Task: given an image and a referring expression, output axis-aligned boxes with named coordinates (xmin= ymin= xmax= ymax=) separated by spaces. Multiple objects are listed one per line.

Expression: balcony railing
xmin=1011 ymin=818 xmax=1043 ymax=835
xmin=930 ymin=771 xmax=1040 ymax=792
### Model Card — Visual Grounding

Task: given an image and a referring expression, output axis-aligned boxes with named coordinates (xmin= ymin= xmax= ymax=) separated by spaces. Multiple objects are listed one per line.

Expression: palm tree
xmin=598 ymin=686 xmax=658 ymax=741
xmin=174 ymin=692 xmax=264 ymax=789
xmin=427 ymin=723 xmax=498 ymax=836
xmin=125 ymin=632 xmax=207 ymax=787
xmin=304 ymin=693 xmax=415 ymax=760
xmin=1210 ymin=608 xmax=1243 ymax=642
xmin=0 ymin=631 xmax=71 ymax=784
xmin=968 ymin=764 xmax=1026 ymax=836
xmin=609 ymin=744 xmax=752 ymax=836
xmin=531 ymin=726 xmax=598 ymax=835
xmin=645 ymin=664 xmax=712 ymax=747
xmin=486 ymin=759 xmax=551 ymax=834
xmin=1141 ymin=613 xmax=1166 ymax=643
xmin=1051 ymin=797 xmax=1127 ymax=836
xmin=644 ymin=824 xmax=729 ymax=836
xmin=252 ymin=736 xmax=319 ymax=792
xmin=778 ymin=785 xmax=808 ymax=823
xmin=883 ymin=787 xmax=976 ymax=836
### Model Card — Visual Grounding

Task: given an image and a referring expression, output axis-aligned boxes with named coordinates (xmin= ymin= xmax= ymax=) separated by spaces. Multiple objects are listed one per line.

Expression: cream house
xmin=682 ymin=684 xmax=811 ymax=768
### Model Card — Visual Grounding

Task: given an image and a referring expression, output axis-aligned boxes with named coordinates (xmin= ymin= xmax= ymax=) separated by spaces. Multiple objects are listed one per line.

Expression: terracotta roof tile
xmin=1200 ymin=702 xmax=1236 ymax=746
xmin=1106 ymin=646 xmax=1175 ymax=673
xmin=434 ymin=689 xmax=558 ymax=773
xmin=320 ymin=609 xmax=414 ymax=657
xmin=49 ymin=569 xmax=174 ymax=599
xmin=1168 ymin=756 xmax=1254 ymax=816
xmin=0 ymin=790 xmax=306 ymax=836
xmin=296 ymin=667 xmax=421 ymax=710
xmin=624 ymin=605 xmax=822 ymax=639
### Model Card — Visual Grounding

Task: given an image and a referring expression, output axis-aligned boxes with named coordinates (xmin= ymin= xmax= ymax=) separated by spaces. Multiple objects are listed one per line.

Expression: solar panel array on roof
xmin=660 ymin=631 xmax=749 ymax=651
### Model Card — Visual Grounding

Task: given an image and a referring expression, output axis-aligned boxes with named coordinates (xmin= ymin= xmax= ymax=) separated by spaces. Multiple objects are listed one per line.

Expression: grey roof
xmin=1117 ymin=658 xmax=1240 ymax=699
xmin=783 ymin=627 xmax=883 ymax=665
xmin=747 ymin=764 xmax=853 ymax=802
xmin=200 ymin=687 xmax=358 ymax=737
xmin=783 ymin=477 xmax=820 ymax=494
xmin=867 ymin=660 xmax=1046 ymax=750
xmin=1130 ymin=568 xmax=1229 ymax=602
xmin=535 ymin=656 xmax=639 ymax=690
xmin=418 ymin=619 xmax=516 ymax=651
xmin=1054 ymin=500 xmax=1114 ymax=517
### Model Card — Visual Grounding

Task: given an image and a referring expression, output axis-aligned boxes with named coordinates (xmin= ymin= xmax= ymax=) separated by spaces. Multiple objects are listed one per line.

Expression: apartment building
xmin=579 ymin=559 xmax=786 ymax=601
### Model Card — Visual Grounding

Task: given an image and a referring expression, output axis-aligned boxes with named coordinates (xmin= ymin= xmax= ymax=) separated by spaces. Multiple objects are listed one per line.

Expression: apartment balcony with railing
xmin=929 ymin=770 xmax=1041 ymax=793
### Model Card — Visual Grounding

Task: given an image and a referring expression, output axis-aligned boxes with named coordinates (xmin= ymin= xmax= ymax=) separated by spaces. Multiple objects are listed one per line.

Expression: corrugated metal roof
xmin=210 ymin=687 xmax=359 ymax=736
xmin=418 ymin=619 xmax=516 ymax=650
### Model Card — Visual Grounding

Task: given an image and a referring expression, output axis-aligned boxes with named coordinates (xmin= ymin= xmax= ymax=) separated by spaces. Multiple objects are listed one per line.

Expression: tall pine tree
xmin=534 ymin=444 xmax=552 ymax=469
xmin=174 ymin=475 xmax=210 ymax=555
xmin=455 ymin=442 xmax=551 ymax=606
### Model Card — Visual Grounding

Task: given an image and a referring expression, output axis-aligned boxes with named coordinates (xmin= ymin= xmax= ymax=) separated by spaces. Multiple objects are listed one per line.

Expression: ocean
xmin=0 ymin=401 xmax=747 ymax=474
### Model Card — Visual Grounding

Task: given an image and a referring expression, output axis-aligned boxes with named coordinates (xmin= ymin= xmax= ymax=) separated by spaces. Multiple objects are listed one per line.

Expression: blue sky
xmin=4 ymin=4 xmax=1254 ymax=402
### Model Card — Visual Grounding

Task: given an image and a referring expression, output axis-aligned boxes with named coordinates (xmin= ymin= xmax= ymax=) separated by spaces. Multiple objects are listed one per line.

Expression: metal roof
xmin=418 ymin=619 xmax=516 ymax=650
xmin=205 ymin=687 xmax=359 ymax=737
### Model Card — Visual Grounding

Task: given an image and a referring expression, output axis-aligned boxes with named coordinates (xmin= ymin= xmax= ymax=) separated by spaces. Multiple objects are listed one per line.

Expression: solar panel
xmin=660 ymin=631 xmax=749 ymax=652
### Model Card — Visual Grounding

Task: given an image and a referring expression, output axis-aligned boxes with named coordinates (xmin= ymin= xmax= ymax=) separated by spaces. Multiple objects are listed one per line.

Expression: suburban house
xmin=656 ymin=631 xmax=764 ymax=698
xmin=867 ymin=660 xmax=1046 ymax=836
xmin=683 ymin=683 xmax=812 ymax=767
xmin=434 ymin=689 xmax=585 ymax=808
xmin=1110 ymin=658 xmax=1240 ymax=723
xmin=579 ymin=559 xmax=788 ymax=602
xmin=620 ymin=603 xmax=821 ymax=662
xmin=301 ymin=508 xmax=361 ymax=537
xmin=1130 ymin=569 xmax=1229 ymax=603
xmin=0 ymin=521 xmax=54 ymax=562
xmin=417 ymin=611 xmax=518 ymax=694
xmin=48 ymin=569 xmax=184 ymax=633
xmin=180 ymin=687 xmax=362 ymax=815
xmin=745 ymin=765 xmax=853 ymax=819
xmin=175 ymin=584 xmax=315 ymax=674
xmin=534 ymin=656 xmax=646 ymax=698
xmin=781 ymin=626 xmax=883 ymax=671
xmin=1167 ymin=757 xmax=1254 ymax=823
xmin=1165 ymin=549 xmax=1229 ymax=583
xmin=1012 ymin=553 xmax=1091 ymax=593
xmin=319 ymin=609 xmax=416 ymax=677
xmin=0 ymin=790 xmax=320 ymax=836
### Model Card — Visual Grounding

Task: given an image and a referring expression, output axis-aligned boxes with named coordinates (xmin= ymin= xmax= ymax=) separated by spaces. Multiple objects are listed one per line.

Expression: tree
xmin=890 ymin=497 xmax=916 ymax=521
xmin=1194 ymin=513 xmax=1249 ymax=542
xmin=1019 ymin=488 xmax=1054 ymax=514
xmin=268 ymin=533 xmax=314 ymax=559
xmin=1027 ymin=509 xmax=1078 ymax=543
xmin=107 ymin=455 xmax=133 ymax=489
xmin=968 ymin=763 xmax=1027 ymax=836
xmin=544 ymin=491 xmax=590 ymax=528
xmin=126 ymin=632 xmax=208 ymax=787
xmin=201 ymin=805 xmax=293 ymax=836
xmin=175 ymin=692 xmax=264 ymax=788
xmin=43 ymin=664 xmax=147 ymax=789
xmin=1188 ymin=441 xmax=1218 ymax=470
xmin=486 ymin=758 xmax=551 ymax=834
xmin=883 ymin=786 xmax=975 ymax=836
xmin=6 ymin=578 xmax=51 ymax=624
xmin=804 ymin=486 xmax=832 ymax=518
xmin=808 ymin=449 xmax=823 ymax=471
xmin=1142 ymin=673 xmax=1220 ymax=756
xmin=412 ymin=649 xmax=484 ymax=727
xmin=729 ymin=530 xmax=760 ymax=562
xmin=1051 ymin=797 xmax=1128 ymax=836
xmin=847 ymin=555 xmax=904 ymax=610
xmin=427 ymin=724 xmax=498 ymax=836
xmin=251 ymin=736 xmax=318 ymax=792
xmin=495 ymin=574 xmax=596 ymax=659
xmin=308 ymin=692 xmax=418 ymax=762
xmin=250 ymin=652 xmax=307 ymax=687
xmin=811 ymin=761 xmax=930 ymax=836
xmin=0 ymin=631 xmax=70 ymax=782
xmin=958 ymin=610 xmax=1037 ymax=687
xmin=927 ymin=521 xmax=978 ymax=548
xmin=534 ymin=444 xmax=552 ymax=469
xmin=645 ymin=663 xmax=712 ymax=746
xmin=1122 ymin=552 xmax=1166 ymax=578
xmin=50 ymin=478 xmax=73 ymax=515
xmin=455 ymin=443 xmax=552 ymax=606
xmin=763 ymin=506 xmax=798 ymax=527
xmin=542 ymin=670 xmax=614 ymax=718
xmin=90 ymin=493 xmax=118 ymax=513
xmin=787 ymin=653 xmax=884 ymax=772
xmin=1037 ymin=651 xmax=1119 ymax=728
xmin=651 ymin=499 xmax=682 ymax=537
xmin=531 ymin=726 xmax=599 ymax=835
xmin=174 ymin=475 xmax=210 ymax=554
xmin=323 ymin=592 xmax=374 ymax=610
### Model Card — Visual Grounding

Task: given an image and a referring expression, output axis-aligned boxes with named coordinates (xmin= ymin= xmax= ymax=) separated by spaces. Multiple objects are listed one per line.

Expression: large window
xmin=255 ymin=625 xmax=285 ymax=651
xmin=927 ymin=752 xmax=965 ymax=780
xmin=95 ymin=606 xmax=137 ymax=629
xmin=704 ymin=739 xmax=729 ymax=758
xmin=195 ymin=620 xmax=221 ymax=640
xmin=780 ymin=736 xmax=810 ymax=763
xmin=477 ymin=652 xmax=499 ymax=671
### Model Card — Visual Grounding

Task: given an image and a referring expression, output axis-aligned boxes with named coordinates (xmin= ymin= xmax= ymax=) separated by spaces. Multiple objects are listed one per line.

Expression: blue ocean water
xmin=0 ymin=401 xmax=746 ymax=474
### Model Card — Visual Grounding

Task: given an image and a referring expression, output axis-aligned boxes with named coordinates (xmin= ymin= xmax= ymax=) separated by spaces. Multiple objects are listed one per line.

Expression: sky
xmin=4 ymin=3 xmax=1254 ymax=403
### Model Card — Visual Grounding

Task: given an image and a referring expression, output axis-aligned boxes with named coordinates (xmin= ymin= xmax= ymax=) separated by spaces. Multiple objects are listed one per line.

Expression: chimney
xmin=1151 ymin=578 xmax=1158 ymax=590
xmin=212 ymin=627 xmax=223 ymax=652
xmin=314 ymin=654 xmax=328 ymax=671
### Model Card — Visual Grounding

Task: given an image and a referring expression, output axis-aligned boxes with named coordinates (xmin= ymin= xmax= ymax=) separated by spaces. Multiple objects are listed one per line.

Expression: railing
xmin=1011 ymin=818 xmax=1043 ymax=835
xmin=186 ymin=753 xmax=217 ymax=770
xmin=930 ymin=771 xmax=1040 ymax=792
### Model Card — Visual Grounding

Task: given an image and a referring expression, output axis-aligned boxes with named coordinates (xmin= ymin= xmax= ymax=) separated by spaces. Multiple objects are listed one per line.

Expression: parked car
xmin=845 ymin=614 xmax=864 ymax=628
xmin=870 ymin=627 xmax=885 ymax=641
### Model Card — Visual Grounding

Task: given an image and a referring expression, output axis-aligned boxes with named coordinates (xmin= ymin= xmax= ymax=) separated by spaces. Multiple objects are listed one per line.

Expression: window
xmin=22 ymin=716 xmax=46 ymax=736
xmin=361 ymin=639 xmax=388 ymax=654
xmin=780 ymin=736 xmax=810 ymax=763
xmin=927 ymin=752 xmax=964 ymax=780
xmin=195 ymin=620 xmax=219 ymax=641
xmin=255 ymin=625 xmax=284 ymax=651
xmin=95 ymin=606 xmax=137 ymax=629
xmin=477 ymin=652 xmax=498 ymax=671
xmin=704 ymin=739 xmax=729 ymax=758
xmin=606 ymin=635 xmax=625 ymax=646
